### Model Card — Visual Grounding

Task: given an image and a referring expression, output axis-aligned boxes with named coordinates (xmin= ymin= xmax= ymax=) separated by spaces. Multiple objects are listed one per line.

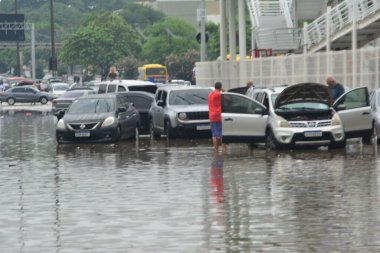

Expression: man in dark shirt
xmin=326 ymin=76 xmax=345 ymax=101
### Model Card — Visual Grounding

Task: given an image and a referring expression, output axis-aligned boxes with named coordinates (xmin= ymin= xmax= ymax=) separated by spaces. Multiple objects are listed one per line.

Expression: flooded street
xmin=1 ymin=112 xmax=380 ymax=252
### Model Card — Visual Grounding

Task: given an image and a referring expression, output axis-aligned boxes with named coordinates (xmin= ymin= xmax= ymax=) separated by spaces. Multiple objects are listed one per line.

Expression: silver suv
xmin=149 ymin=85 xmax=212 ymax=138
xmin=222 ymin=83 xmax=372 ymax=149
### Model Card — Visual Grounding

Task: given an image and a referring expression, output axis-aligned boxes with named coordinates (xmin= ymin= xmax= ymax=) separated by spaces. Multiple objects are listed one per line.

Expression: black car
xmin=56 ymin=93 xmax=140 ymax=143
xmin=120 ymin=91 xmax=154 ymax=134
xmin=52 ymin=89 xmax=96 ymax=119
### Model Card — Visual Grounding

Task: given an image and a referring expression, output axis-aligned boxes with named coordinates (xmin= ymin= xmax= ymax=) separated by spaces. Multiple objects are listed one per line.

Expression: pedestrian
xmin=208 ymin=82 xmax=227 ymax=155
xmin=245 ymin=80 xmax=254 ymax=95
xmin=326 ymin=76 xmax=345 ymax=101
xmin=108 ymin=66 xmax=120 ymax=81
xmin=0 ymin=79 xmax=4 ymax=91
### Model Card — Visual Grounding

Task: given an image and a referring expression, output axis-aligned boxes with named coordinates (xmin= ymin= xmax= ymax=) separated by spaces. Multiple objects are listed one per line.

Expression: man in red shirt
xmin=208 ymin=82 xmax=226 ymax=154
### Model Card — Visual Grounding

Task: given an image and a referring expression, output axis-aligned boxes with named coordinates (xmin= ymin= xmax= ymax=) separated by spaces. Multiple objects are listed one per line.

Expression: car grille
xmin=185 ymin=111 xmax=209 ymax=120
xmin=69 ymin=122 xmax=98 ymax=130
xmin=289 ymin=121 xmax=331 ymax=128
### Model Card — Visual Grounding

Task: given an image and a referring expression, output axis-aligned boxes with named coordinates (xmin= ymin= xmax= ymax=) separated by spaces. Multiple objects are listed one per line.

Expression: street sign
xmin=0 ymin=14 xmax=25 ymax=42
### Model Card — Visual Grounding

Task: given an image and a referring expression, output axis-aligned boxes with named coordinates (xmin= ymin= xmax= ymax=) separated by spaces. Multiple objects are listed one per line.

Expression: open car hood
xmin=274 ymin=83 xmax=332 ymax=109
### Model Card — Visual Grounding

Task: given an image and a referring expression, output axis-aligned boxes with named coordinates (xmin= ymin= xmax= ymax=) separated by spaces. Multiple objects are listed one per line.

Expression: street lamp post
xmin=50 ymin=0 xmax=56 ymax=77
xmin=15 ymin=0 xmax=21 ymax=76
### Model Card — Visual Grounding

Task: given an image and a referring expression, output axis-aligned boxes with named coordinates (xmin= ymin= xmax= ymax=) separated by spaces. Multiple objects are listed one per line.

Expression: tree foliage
xmin=59 ymin=12 xmax=140 ymax=79
xmin=142 ymin=17 xmax=199 ymax=64
xmin=165 ymin=49 xmax=199 ymax=82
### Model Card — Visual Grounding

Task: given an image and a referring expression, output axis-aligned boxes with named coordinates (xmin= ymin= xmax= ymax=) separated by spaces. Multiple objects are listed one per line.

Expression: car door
xmin=12 ymin=87 xmax=26 ymax=101
xmin=333 ymin=87 xmax=372 ymax=139
xmin=25 ymin=87 xmax=38 ymax=102
xmin=151 ymin=90 xmax=167 ymax=132
xmin=221 ymin=93 xmax=268 ymax=143
xmin=126 ymin=94 xmax=153 ymax=133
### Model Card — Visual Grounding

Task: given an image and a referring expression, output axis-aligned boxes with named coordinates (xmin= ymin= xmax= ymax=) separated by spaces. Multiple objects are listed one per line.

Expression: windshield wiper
xmin=176 ymin=95 xmax=193 ymax=105
xmin=192 ymin=94 xmax=207 ymax=101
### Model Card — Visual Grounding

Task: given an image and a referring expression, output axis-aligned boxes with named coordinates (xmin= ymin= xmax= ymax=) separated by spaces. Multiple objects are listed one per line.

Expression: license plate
xmin=75 ymin=131 xmax=90 ymax=137
xmin=304 ymin=130 xmax=322 ymax=137
xmin=196 ymin=124 xmax=210 ymax=130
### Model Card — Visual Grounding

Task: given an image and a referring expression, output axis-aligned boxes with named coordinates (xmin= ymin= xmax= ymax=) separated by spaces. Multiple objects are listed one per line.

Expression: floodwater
xmin=1 ymin=112 xmax=380 ymax=252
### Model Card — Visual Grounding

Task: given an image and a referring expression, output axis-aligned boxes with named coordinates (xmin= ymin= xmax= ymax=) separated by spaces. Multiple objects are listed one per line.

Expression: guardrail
xmin=255 ymin=28 xmax=302 ymax=49
xmin=305 ymin=0 xmax=380 ymax=48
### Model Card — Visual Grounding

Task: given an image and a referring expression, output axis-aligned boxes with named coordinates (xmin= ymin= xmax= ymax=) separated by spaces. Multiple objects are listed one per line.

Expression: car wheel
xmin=113 ymin=126 xmax=121 ymax=142
xmin=7 ymin=97 xmax=15 ymax=105
xmin=363 ymin=123 xmax=376 ymax=144
xmin=265 ymin=129 xmax=281 ymax=150
xmin=130 ymin=124 xmax=139 ymax=140
xmin=165 ymin=120 xmax=176 ymax=139
xmin=150 ymin=120 xmax=160 ymax=138
xmin=372 ymin=124 xmax=379 ymax=144
xmin=40 ymin=96 xmax=48 ymax=104
xmin=329 ymin=139 xmax=346 ymax=149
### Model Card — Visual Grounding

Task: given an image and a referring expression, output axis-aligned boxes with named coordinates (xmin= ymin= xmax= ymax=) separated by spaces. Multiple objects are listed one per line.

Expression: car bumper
xmin=274 ymin=126 xmax=345 ymax=146
xmin=56 ymin=126 xmax=118 ymax=143
xmin=174 ymin=122 xmax=211 ymax=136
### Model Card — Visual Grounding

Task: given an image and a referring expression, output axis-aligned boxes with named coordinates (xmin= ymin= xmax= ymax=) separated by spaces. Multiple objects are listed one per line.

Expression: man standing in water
xmin=208 ymin=82 xmax=226 ymax=154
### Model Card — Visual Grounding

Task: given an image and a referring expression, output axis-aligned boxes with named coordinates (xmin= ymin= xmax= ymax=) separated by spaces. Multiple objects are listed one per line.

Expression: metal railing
xmin=305 ymin=0 xmax=380 ymax=48
xmin=255 ymin=27 xmax=302 ymax=49
xmin=246 ymin=0 xmax=294 ymax=26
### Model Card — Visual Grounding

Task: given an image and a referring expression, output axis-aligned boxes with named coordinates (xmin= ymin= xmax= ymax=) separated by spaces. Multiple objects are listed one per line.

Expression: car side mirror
xmin=118 ymin=107 xmax=127 ymax=113
xmin=57 ymin=110 xmax=65 ymax=119
xmin=255 ymin=107 xmax=267 ymax=115
xmin=157 ymin=100 xmax=164 ymax=107
xmin=336 ymin=104 xmax=346 ymax=111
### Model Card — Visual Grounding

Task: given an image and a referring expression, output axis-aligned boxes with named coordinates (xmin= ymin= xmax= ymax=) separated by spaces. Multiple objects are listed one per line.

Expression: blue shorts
xmin=210 ymin=122 xmax=222 ymax=139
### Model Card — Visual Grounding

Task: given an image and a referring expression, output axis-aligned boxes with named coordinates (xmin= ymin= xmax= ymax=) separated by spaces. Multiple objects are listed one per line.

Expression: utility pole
xmin=15 ymin=0 xmax=21 ymax=76
xmin=50 ymin=0 xmax=56 ymax=77
xmin=200 ymin=0 xmax=207 ymax=61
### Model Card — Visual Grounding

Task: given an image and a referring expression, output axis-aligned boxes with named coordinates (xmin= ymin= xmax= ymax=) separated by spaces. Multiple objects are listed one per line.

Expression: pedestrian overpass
xmin=304 ymin=0 xmax=380 ymax=53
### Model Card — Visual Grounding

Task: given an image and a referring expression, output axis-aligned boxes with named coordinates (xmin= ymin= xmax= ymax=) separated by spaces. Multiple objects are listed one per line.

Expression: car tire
xmin=329 ymin=139 xmax=346 ymax=149
xmin=7 ymin=97 xmax=15 ymax=105
xmin=165 ymin=120 xmax=176 ymax=139
xmin=40 ymin=96 xmax=48 ymax=104
xmin=362 ymin=123 xmax=377 ymax=144
xmin=150 ymin=120 xmax=160 ymax=138
xmin=265 ymin=129 xmax=281 ymax=150
xmin=130 ymin=124 xmax=139 ymax=140
xmin=113 ymin=126 xmax=121 ymax=142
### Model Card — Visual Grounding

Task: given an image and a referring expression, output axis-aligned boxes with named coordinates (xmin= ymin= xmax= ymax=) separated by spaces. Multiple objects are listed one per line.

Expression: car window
xmin=118 ymin=85 xmax=126 ymax=92
xmin=255 ymin=92 xmax=264 ymax=103
xmin=161 ymin=91 xmax=167 ymax=106
xmin=169 ymin=89 xmax=210 ymax=105
xmin=127 ymin=96 xmax=152 ymax=109
xmin=155 ymin=91 xmax=162 ymax=102
xmin=98 ymin=84 xmax=107 ymax=94
xmin=118 ymin=94 xmax=129 ymax=107
xmin=108 ymin=84 xmax=117 ymax=93
xmin=337 ymin=88 xmax=368 ymax=110
xmin=12 ymin=87 xmax=25 ymax=93
xmin=26 ymin=87 xmax=36 ymax=93
xmin=68 ymin=98 xmax=115 ymax=114
xmin=222 ymin=94 xmax=262 ymax=114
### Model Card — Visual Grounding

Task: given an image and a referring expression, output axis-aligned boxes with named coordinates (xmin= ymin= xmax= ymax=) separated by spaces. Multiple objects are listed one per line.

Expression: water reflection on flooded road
xmin=1 ymin=112 xmax=380 ymax=252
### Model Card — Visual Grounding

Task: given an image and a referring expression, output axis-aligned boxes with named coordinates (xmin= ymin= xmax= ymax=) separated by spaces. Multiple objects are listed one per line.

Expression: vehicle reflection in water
xmin=1 ymin=113 xmax=380 ymax=252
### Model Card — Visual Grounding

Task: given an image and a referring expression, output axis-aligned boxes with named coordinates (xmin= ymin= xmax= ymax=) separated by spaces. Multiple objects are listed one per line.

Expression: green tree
xmin=142 ymin=17 xmax=199 ymax=64
xmin=59 ymin=12 xmax=140 ymax=80
xmin=118 ymin=56 xmax=140 ymax=79
xmin=165 ymin=49 xmax=199 ymax=83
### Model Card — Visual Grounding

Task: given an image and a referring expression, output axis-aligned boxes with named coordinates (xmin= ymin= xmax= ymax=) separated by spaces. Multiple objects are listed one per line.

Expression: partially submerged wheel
xmin=150 ymin=120 xmax=160 ymax=138
xmin=265 ymin=129 xmax=281 ymax=150
xmin=165 ymin=120 xmax=176 ymax=139
xmin=329 ymin=139 xmax=346 ymax=149
xmin=112 ymin=126 xmax=121 ymax=142
xmin=40 ymin=96 xmax=48 ymax=104
xmin=7 ymin=97 xmax=15 ymax=105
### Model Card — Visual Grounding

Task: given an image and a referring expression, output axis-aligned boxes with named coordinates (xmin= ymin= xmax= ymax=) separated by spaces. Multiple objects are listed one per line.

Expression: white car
xmin=222 ymin=83 xmax=372 ymax=149
xmin=50 ymin=82 xmax=69 ymax=98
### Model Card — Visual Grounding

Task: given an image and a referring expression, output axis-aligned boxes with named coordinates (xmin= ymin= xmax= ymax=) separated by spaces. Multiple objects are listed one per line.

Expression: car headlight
xmin=178 ymin=112 xmax=188 ymax=120
xmin=331 ymin=113 xmax=342 ymax=126
xmin=101 ymin=116 xmax=115 ymax=128
xmin=57 ymin=119 xmax=66 ymax=129
xmin=276 ymin=116 xmax=291 ymax=127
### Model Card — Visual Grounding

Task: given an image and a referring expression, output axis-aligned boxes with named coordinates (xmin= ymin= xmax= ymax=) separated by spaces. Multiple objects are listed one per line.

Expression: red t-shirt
xmin=208 ymin=90 xmax=222 ymax=122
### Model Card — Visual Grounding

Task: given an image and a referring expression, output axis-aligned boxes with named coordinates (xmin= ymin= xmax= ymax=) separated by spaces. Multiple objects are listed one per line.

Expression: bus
xmin=138 ymin=64 xmax=168 ymax=83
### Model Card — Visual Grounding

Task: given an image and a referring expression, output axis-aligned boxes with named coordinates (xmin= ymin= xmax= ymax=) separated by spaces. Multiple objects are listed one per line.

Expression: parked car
xmin=149 ymin=85 xmax=212 ymax=138
xmin=0 ymin=86 xmax=52 ymax=105
xmin=56 ymin=93 xmax=140 ymax=144
xmin=369 ymin=89 xmax=380 ymax=143
xmin=52 ymin=89 xmax=97 ymax=119
xmin=120 ymin=91 xmax=154 ymax=134
xmin=97 ymin=80 xmax=157 ymax=95
xmin=226 ymin=83 xmax=372 ymax=149
xmin=50 ymin=82 xmax=69 ymax=98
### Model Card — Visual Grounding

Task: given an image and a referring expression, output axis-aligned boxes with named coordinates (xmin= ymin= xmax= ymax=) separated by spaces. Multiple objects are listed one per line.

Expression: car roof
xmin=157 ymin=85 xmax=212 ymax=92
xmin=99 ymin=80 xmax=156 ymax=86
xmin=78 ymin=93 xmax=118 ymax=100
xmin=123 ymin=91 xmax=155 ymax=98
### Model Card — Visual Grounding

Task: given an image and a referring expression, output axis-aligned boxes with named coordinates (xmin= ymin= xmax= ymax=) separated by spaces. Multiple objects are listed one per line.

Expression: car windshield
xmin=61 ymin=91 xmax=86 ymax=99
xmin=53 ymin=85 xmax=69 ymax=91
xmin=68 ymin=98 xmax=114 ymax=114
xmin=271 ymin=94 xmax=279 ymax=105
xmin=276 ymin=102 xmax=329 ymax=111
xmin=169 ymin=89 xmax=211 ymax=105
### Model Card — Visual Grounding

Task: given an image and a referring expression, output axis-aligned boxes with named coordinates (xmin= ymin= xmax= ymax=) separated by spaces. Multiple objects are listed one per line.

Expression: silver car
xmin=149 ymin=85 xmax=212 ymax=138
xmin=224 ymin=83 xmax=372 ymax=149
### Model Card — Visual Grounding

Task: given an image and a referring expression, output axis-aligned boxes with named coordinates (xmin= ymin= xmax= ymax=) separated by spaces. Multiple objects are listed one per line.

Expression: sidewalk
xmin=0 ymin=102 xmax=52 ymax=114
